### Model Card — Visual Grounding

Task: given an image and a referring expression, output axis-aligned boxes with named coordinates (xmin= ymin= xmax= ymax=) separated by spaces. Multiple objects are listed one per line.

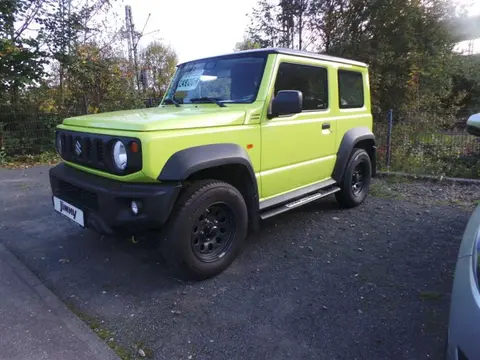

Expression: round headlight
xmin=112 ymin=141 xmax=127 ymax=170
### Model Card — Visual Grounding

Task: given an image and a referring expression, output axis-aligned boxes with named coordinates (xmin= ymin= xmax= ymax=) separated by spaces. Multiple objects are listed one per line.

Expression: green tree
xmin=234 ymin=37 xmax=262 ymax=51
xmin=448 ymin=54 xmax=480 ymax=110
xmin=140 ymin=41 xmax=178 ymax=97
xmin=245 ymin=0 xmax=459 ymax=113
xmin=66 ymin=43 xmax=143 ymax=114
xmin=0 ymin=0 xmax=49 ymax=106
xmin=247 ymin=0 xmax=310 ymax=49
xmin=38 ymin=0 xmax=116 ymax=106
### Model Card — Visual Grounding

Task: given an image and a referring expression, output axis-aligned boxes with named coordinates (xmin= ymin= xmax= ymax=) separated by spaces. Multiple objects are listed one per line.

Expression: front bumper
xmin=49 ymin=163 xmax=181 ymax=235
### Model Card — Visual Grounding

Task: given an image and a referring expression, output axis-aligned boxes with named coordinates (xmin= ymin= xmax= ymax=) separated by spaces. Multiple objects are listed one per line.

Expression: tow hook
xmin=131 ymin=236 xmax=139 ymax=244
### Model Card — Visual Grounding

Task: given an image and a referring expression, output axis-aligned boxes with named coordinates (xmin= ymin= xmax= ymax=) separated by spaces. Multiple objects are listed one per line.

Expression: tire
xmin=335 ymin=148 xmax=372 ymax=208
xmin=161 ymin=179 xmax=248 ymax=280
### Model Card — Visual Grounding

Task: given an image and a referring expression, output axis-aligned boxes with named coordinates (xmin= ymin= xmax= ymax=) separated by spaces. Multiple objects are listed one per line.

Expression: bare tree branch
xmin=14 ymin=0 xmax=47 ymax=40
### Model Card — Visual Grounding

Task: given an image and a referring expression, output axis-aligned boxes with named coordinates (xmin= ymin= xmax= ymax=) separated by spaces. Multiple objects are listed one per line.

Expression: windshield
xmin=163 ymin=54 xmax=267 ymax=105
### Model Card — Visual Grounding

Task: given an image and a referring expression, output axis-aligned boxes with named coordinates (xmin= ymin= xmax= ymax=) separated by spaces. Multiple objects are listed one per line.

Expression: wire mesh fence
xmin=0 ymin=98 xmax=162 ymax=158
xmin=374 ymin=109 xmax=480 ymax=178
xmin=0 ymin=112 xmax=63 ymax=157
xmin=1 ymin=104 xmax=480 ymax=179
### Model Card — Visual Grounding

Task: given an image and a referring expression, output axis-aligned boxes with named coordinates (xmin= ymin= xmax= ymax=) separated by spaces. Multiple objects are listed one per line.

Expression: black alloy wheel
xmin=191 ymin=203 xmax=236 ymax=263
xmin=351 ymin=161 xmax=368 ymax=196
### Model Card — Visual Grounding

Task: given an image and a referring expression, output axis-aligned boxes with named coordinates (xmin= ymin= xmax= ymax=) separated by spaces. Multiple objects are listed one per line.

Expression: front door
xmin=260 ymin=59 xmax=336 ymax=200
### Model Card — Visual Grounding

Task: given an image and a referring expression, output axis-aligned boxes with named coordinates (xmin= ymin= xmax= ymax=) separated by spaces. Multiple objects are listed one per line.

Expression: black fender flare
xmin=332 ymin=127 xmax=376 ymax=183
xmin=158 ymin=143 xmax=258 ymax=198
xmin=158 ymin=144 xmax=260 ymax=232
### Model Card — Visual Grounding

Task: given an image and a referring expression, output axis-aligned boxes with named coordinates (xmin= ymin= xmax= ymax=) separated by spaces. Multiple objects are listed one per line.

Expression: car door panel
xmin=260 ymin=113 xmax=336 ymax=199
xmin=260 ymin=59 xmax=336 ymax=199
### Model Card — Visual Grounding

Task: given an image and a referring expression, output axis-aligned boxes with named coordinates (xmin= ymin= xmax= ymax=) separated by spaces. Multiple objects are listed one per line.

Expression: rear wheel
xmin=161 ymin=180 xmax=248 ymax=280
xmin=335 ymin=148 xmax=372 ymax=208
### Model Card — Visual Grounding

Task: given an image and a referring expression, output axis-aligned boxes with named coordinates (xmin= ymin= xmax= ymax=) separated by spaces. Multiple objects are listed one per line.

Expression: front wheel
xmin=161 ymin=180 xmax=248 ymax=280
xmin=335 ymin=148 xmax=372 ymax=208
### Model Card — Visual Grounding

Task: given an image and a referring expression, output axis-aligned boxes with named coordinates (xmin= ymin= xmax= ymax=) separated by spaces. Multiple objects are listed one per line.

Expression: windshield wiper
xmin=189 ymin=97 xmax=226 ymax=107
xmin=163 ymin=97 xmax=180 ymax=107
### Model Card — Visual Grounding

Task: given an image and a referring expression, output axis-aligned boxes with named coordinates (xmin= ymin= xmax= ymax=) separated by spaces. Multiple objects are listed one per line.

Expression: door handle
xmin=322 ymin=123 xmax=331 ymax=130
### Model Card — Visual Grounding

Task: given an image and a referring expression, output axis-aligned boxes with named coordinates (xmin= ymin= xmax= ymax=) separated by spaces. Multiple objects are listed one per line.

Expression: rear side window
xmin=274 ymin=62 xmax=328 ymax=111
xmin=338 ymin=70 xmax=364 ymax=109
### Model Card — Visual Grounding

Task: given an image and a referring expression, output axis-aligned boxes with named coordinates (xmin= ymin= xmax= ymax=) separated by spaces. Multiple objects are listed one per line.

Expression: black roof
xmin=178 ymin=47 xmax=368 ymax=67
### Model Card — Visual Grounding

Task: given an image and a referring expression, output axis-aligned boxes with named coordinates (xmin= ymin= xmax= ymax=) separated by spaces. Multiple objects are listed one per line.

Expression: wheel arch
xmin=332 ymin=127 xmax=377 ymax=183
xmin=158 ymin=144 xmax=260 ymax=233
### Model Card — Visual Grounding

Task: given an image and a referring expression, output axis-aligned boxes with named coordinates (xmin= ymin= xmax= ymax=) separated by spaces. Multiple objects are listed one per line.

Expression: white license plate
xmin=53 ymin=197 xmax=84 ymax=227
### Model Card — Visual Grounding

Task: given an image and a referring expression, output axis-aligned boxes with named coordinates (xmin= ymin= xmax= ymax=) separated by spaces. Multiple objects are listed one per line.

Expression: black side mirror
xmin=269 ymin=90 xmax=303 ymax=118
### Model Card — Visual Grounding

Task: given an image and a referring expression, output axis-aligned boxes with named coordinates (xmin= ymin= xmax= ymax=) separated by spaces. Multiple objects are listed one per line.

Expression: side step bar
xmin=259 ymin=186 xmax=341 ymax=220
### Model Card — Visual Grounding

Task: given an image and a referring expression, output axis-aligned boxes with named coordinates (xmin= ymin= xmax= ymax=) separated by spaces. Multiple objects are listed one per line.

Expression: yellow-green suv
xmin=49 ymin=48 xmax=376 ymax=280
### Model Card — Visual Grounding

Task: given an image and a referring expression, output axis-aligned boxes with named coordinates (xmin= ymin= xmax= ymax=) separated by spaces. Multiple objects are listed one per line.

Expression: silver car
xmin=447 ymin=204 xmax=480 ymax=360
xmin=447 ymin=113 xmax=480 ymax=360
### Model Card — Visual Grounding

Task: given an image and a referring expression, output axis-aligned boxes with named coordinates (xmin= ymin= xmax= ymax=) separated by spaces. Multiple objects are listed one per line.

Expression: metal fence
xmin=2 ymin=105 xmax=480 ymax=179
xmin=374 ymin=109 xmax=480 ymax=178
xmin=0 ymin=98 xmax=162 ymax=158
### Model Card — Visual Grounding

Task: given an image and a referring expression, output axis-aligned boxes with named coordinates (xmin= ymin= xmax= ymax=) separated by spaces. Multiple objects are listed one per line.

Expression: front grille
xmin=57 ymin=180 xmax=99 ymax=211
xmin=60 ymin=131 xmax=109 ymax=172
xmin=56 ymin=129 xmax=142 ymax=175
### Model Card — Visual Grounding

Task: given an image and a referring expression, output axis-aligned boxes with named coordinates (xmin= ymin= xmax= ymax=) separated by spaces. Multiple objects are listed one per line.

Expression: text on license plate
xmin=53 ymin=197 xmax=84 ymax=227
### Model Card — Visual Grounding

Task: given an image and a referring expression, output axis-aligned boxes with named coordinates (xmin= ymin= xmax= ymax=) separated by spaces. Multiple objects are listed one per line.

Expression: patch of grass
xmin=95 ymin=327 xmax=113 ymax=340
xmin=65 ymin=302 xmax=133 ymax=360
xmin=419 ymin=291 xmax=443 ymax=301
xmin=111 ymin=345 xmax=133 ymax=360
xmin=0 ymin=151 xmax=60 ymax=168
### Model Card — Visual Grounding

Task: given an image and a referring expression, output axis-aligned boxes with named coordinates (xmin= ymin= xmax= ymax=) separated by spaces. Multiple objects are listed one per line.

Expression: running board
xmin=260 ymin=186 xmax=341 ymax=220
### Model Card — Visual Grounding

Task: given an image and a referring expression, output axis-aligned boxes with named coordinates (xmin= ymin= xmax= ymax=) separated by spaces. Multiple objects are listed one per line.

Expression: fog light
xmin=131 ymin=201 xmax=140 ymax=215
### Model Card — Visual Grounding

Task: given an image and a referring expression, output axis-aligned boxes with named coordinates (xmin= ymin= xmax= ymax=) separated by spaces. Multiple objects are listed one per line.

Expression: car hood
xmin=62 ymin=106 xmax=247 ymax=131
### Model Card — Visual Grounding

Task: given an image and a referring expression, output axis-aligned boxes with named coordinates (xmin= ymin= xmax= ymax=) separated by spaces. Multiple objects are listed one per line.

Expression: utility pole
xmin=125 ymin=5 xmax=139 ymax=90
xmin=67 ymin=0 xmax=71 ymax=55
xmin=125 ymin=5 xmax=133 ymax=66
xmin=125 ymin=5 xmax=152 ymax=92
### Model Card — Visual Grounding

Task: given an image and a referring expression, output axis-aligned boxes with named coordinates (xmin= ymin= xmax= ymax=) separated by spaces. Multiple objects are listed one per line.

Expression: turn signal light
xmin=129 ymin=141 xmax=139 ymax=153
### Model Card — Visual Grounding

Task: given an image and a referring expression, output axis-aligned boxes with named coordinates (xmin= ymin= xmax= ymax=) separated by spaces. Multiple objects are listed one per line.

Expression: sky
xmin=116 ymin=0 xmax=258 ymax=63
xmin=112 ymin=0 xmax=480 ymax=62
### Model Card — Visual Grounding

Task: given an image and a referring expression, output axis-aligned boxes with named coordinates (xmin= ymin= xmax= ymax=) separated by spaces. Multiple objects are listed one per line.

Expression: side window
xmin=274 ymin=62 xmax=328 ymax=111
xmin=338 ymin=70 xmax=364 ymax=109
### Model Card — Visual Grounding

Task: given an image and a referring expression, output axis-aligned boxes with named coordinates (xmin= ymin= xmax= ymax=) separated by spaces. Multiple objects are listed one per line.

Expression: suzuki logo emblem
xmin=75 ymin=141 xmax=82 ymax=156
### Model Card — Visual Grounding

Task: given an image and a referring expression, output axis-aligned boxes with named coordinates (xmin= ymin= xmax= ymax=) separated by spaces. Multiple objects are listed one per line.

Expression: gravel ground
xmin=372 ymin=176 xmax=480 ymax=208
xmin=0 ymin=165 xmax=474 ymax=360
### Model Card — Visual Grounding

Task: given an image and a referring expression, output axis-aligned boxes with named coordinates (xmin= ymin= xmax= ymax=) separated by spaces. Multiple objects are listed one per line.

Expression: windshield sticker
xmin=176 ymin=70 xmax=204 ymax=91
